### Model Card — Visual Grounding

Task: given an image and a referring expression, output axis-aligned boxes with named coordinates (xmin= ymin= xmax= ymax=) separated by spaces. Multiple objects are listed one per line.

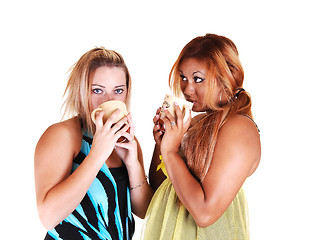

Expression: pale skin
xmin=35 ymin=66 xmax=153 ymax=230
xmin=150 ymin=58 xmax=261 ymax=227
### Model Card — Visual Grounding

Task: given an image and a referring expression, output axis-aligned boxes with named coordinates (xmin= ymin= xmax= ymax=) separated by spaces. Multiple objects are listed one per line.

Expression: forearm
xmin=38 ymin=152 xmax=104 ymax=230
xmin=149 ymin=144 xmax=166 ymax=191
xmin=126 ymin=161 xmax=153 ymax=218
xmin=163 ymin=151 xmax=210 ymax=226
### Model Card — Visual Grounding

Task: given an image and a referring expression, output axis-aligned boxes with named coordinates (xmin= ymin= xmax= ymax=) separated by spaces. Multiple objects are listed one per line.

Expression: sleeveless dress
xmin=141 ymin=115 xmax=258 ymax=240
xmin=141 ymin=173 xmax=249 ymax=240
xmin=45 ymin=130 xmax=135 ymax=240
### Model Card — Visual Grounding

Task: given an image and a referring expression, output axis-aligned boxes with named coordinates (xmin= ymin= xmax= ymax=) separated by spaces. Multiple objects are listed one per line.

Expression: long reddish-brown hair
xmin=170 ymin=34 xmax=253 ymax=182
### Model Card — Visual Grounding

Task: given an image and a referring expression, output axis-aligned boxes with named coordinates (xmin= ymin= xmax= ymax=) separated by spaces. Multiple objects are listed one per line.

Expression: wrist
xmin=161 ymin=151 xmax=179 ymax=163
xmin=161 ymin=146 xmax=179 ymax=156
xmin=124 ymin=159 xmax=142 ymax=175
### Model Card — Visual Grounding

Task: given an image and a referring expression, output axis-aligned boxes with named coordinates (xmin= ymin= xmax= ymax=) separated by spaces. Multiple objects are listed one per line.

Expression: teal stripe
xmin=101 ymin=163 xmax=124 ymax=239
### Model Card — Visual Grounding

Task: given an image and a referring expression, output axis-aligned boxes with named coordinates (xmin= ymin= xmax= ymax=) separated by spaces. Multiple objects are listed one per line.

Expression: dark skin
xmin=149 ymin=58 xmax=261 ymax=227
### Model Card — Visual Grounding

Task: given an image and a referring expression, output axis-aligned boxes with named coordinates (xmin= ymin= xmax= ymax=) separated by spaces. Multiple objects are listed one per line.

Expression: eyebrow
xmin=179 ymin=70 xmax=205 ymax=76
xmin=114 ymin=85 xmax=126 ymax=89
xmin=192 ymin=71 xmax=205 ymax=76
xmin=91 ymin=84 xmax=126 ymax=89
xmin=92 ymin=84 xmax=105 ymax=88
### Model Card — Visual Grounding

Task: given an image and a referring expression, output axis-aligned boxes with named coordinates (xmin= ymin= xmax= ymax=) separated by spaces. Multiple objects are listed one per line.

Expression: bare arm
xmin=35 ymin=112 xmax=129 ymax=229
xmin=161 ymin=108 xmax=261 ymax=227
xmin=34 ymin=121 xmax=103 ymax=230
xmin=148 ymin=109 xmax=167 ymax=192
xmin=149 ymin=144 xmax=166 ymax=192
xmin=114 ymin=113 xmax=153 ymax=218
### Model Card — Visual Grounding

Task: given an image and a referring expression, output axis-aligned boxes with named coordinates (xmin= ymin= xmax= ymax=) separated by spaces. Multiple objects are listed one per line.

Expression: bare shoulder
xmin=34 ymin=117 xmax=83 ymax=203
xmin=35 ymin=117 xmax=82 ymax=161
xmin=220 ymin=114 xmax=260 ymax=138
xmin=216 ymin=114 xmax=261 ymax=175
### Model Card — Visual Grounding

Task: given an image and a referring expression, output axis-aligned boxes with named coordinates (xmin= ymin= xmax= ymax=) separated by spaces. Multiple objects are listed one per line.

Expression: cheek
xmin=117 ymin=93 xmax=128 ymax=102
xmin=180 ymin=82 xmax=187 ymax=94
xmin=91 ymin=96 xmax=102 ymax=110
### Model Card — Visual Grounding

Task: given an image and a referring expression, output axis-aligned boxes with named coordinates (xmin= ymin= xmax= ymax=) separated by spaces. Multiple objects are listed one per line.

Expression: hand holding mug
xmin=157 ymin=94 xmax=193 ymax=131
xmin=91 ymin=100 xmax=129 ymax=143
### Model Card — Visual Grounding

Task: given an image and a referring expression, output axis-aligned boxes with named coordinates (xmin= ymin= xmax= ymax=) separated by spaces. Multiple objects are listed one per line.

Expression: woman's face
xmin=179 ymin=58 xmax=221 ymax=112
xmin=90 ymin=66 xmax=127 ymax=110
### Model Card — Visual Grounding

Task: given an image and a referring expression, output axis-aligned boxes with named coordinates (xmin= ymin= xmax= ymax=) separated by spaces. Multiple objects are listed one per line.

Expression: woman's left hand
xmin=115 ymin=113 xmax=138 ymax=168
xmin=160 ymin=103 xmax=191 ymax=155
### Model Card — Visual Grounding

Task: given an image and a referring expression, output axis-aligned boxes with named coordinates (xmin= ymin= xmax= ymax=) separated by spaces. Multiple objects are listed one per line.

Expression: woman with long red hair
xmin=142 ymin=34 xmax=261 ymax=239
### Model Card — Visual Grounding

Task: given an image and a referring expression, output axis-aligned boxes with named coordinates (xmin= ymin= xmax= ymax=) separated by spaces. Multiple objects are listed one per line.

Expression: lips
xmin=186 ymin=98 xmax=196 ymax=103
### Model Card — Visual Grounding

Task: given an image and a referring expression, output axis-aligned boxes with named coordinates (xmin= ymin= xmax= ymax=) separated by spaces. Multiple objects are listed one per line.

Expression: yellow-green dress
xmin=141 ymin=160 xmax=249 ymax=240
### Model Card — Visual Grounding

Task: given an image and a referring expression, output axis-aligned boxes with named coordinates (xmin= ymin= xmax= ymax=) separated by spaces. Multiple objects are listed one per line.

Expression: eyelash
xmin=92 ymin=88 xmax=103 ymax=94
xmin=115 ymin=88 xmax=124 ymax=94
xmin=180 ymin=75 xmax=205 ymax=83
xmin=92 ymin=88 xmax=124 ymax=95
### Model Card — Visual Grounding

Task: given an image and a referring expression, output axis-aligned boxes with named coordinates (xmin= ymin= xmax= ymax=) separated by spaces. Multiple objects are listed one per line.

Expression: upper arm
xmin=201 ymin=115 xmax=261 ymax=221
xmin=34 ymin=123 xmax=78 ymax=205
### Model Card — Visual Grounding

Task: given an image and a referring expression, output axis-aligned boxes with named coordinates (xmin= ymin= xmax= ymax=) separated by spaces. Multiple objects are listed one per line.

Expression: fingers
xmin=184 ymin=106 xmax=192 ymax=126
xmin=156 ymin=107 xmax=161 ymax=115
xmin=161 ymin=104 xmax=178 ymax=130
xmin=153 ymin=123 xmax=164 ymax=137
xmin=174 ymin=103 xmax=183 ymax=126
xmin=94 ymin=110 xmax=105 ymax=129
xmin=116 ymin=131 xmax=135 ymax=145
xmin=153 ymin=107 xmax=161 ymax=124
xmin=153 ymin=107 xmax=164 ymax=134
xmin=126 ymin=113 xmax=135 ymax=136
xmin=104 ymin=109 xmax=122 ymax=128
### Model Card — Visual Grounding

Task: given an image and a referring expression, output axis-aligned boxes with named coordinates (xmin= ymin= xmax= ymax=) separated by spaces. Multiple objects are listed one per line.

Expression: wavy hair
xmin=62 ymin=47 xmax=131 ymax=133
xmin=170 ymin=34 xmax=253 ymax=181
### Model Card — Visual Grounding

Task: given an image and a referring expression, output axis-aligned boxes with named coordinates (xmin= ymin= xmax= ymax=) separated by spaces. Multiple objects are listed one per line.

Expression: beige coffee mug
xmin=160 ymin=94 xmax=193 ymax=123
xmin=91 ymin=100 xmax=128 ymax=124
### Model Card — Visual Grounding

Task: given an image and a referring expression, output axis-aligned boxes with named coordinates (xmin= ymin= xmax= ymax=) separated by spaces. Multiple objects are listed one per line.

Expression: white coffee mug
xmin=159 ymin=94 xmax=193 ymax=123
xmin=91 ymin=100 xmax=128 ymax=124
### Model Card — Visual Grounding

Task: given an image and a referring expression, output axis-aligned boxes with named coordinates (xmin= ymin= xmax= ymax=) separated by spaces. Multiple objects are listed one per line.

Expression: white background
xmin=1 ymin=0 xmax=334 ymax=239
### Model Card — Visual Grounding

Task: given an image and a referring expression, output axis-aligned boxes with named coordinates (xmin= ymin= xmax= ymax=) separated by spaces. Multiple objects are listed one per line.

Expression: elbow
xmin=194 ymin=214 xmax=214 ymax=228
xmin=37 ymin=205 xmax=59 ymax=230
xmin=192 ymin=208 xmax=219 ymax=228
xmin=133 ymin=208 xmax=146 ymax=219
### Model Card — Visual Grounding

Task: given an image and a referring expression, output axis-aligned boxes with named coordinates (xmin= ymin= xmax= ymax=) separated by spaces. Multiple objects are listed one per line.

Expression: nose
xmin=183 ymin=82 xmax=195 ymax=97
xmin=103 ymin=93 xmax=116 ymax=102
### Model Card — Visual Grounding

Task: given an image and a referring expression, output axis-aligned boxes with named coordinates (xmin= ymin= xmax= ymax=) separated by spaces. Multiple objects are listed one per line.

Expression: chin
xmin=192 ymin=106 xmax=206 ymax=113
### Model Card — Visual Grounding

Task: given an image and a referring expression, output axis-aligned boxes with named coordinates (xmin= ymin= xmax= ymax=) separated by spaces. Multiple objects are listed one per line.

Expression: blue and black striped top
xmin=45 ymin=130 xmax=135 ymax=240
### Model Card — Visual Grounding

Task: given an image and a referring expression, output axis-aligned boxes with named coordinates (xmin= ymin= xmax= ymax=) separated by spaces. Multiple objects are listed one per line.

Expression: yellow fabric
xmin=142 ymin=159 xmax=250 ymax=240
xmin=157 ymin=155 xmax=168 ymax=177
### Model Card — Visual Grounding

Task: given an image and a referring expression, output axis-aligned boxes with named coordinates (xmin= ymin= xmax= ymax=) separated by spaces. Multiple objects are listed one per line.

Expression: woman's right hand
xmin=153 ymin=107 xmax=164 ymax=147
xmin=90 ymin=109 xmax=129 ymax=163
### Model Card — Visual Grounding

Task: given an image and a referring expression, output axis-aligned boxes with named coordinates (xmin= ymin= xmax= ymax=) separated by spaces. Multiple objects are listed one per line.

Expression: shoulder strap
xmin=240 ymin=114 xmax=260 ymax=133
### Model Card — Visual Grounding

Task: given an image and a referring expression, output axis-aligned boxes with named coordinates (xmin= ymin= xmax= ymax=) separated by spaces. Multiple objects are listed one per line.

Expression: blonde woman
xmin=34 ymin=47 xmax=152 ymax=239
xmin=142 ymin=34 xmax=261 ymax=239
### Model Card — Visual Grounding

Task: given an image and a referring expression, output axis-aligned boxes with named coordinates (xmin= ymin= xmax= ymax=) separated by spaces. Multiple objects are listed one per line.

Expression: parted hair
xmin=62 ymin=47 xmax=131 ymax=133
xmin=169 ymin=34 xmax=253 ymax=182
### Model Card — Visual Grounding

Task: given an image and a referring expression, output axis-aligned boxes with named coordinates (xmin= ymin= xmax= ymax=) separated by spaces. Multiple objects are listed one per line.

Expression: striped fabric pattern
xmin=45 ymin=131 xmax=134 ymax=240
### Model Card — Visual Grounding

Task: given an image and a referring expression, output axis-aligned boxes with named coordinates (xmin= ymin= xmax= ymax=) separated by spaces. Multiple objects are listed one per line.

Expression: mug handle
xmin=91 ymin=107 xmax=103 ymax=124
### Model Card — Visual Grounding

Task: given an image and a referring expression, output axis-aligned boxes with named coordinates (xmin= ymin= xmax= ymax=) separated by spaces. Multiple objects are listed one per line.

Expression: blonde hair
xmin=62 ymin=47 xmax=131 ymax=133
xmin=170 ymin=34 xmax=253 ymax=181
